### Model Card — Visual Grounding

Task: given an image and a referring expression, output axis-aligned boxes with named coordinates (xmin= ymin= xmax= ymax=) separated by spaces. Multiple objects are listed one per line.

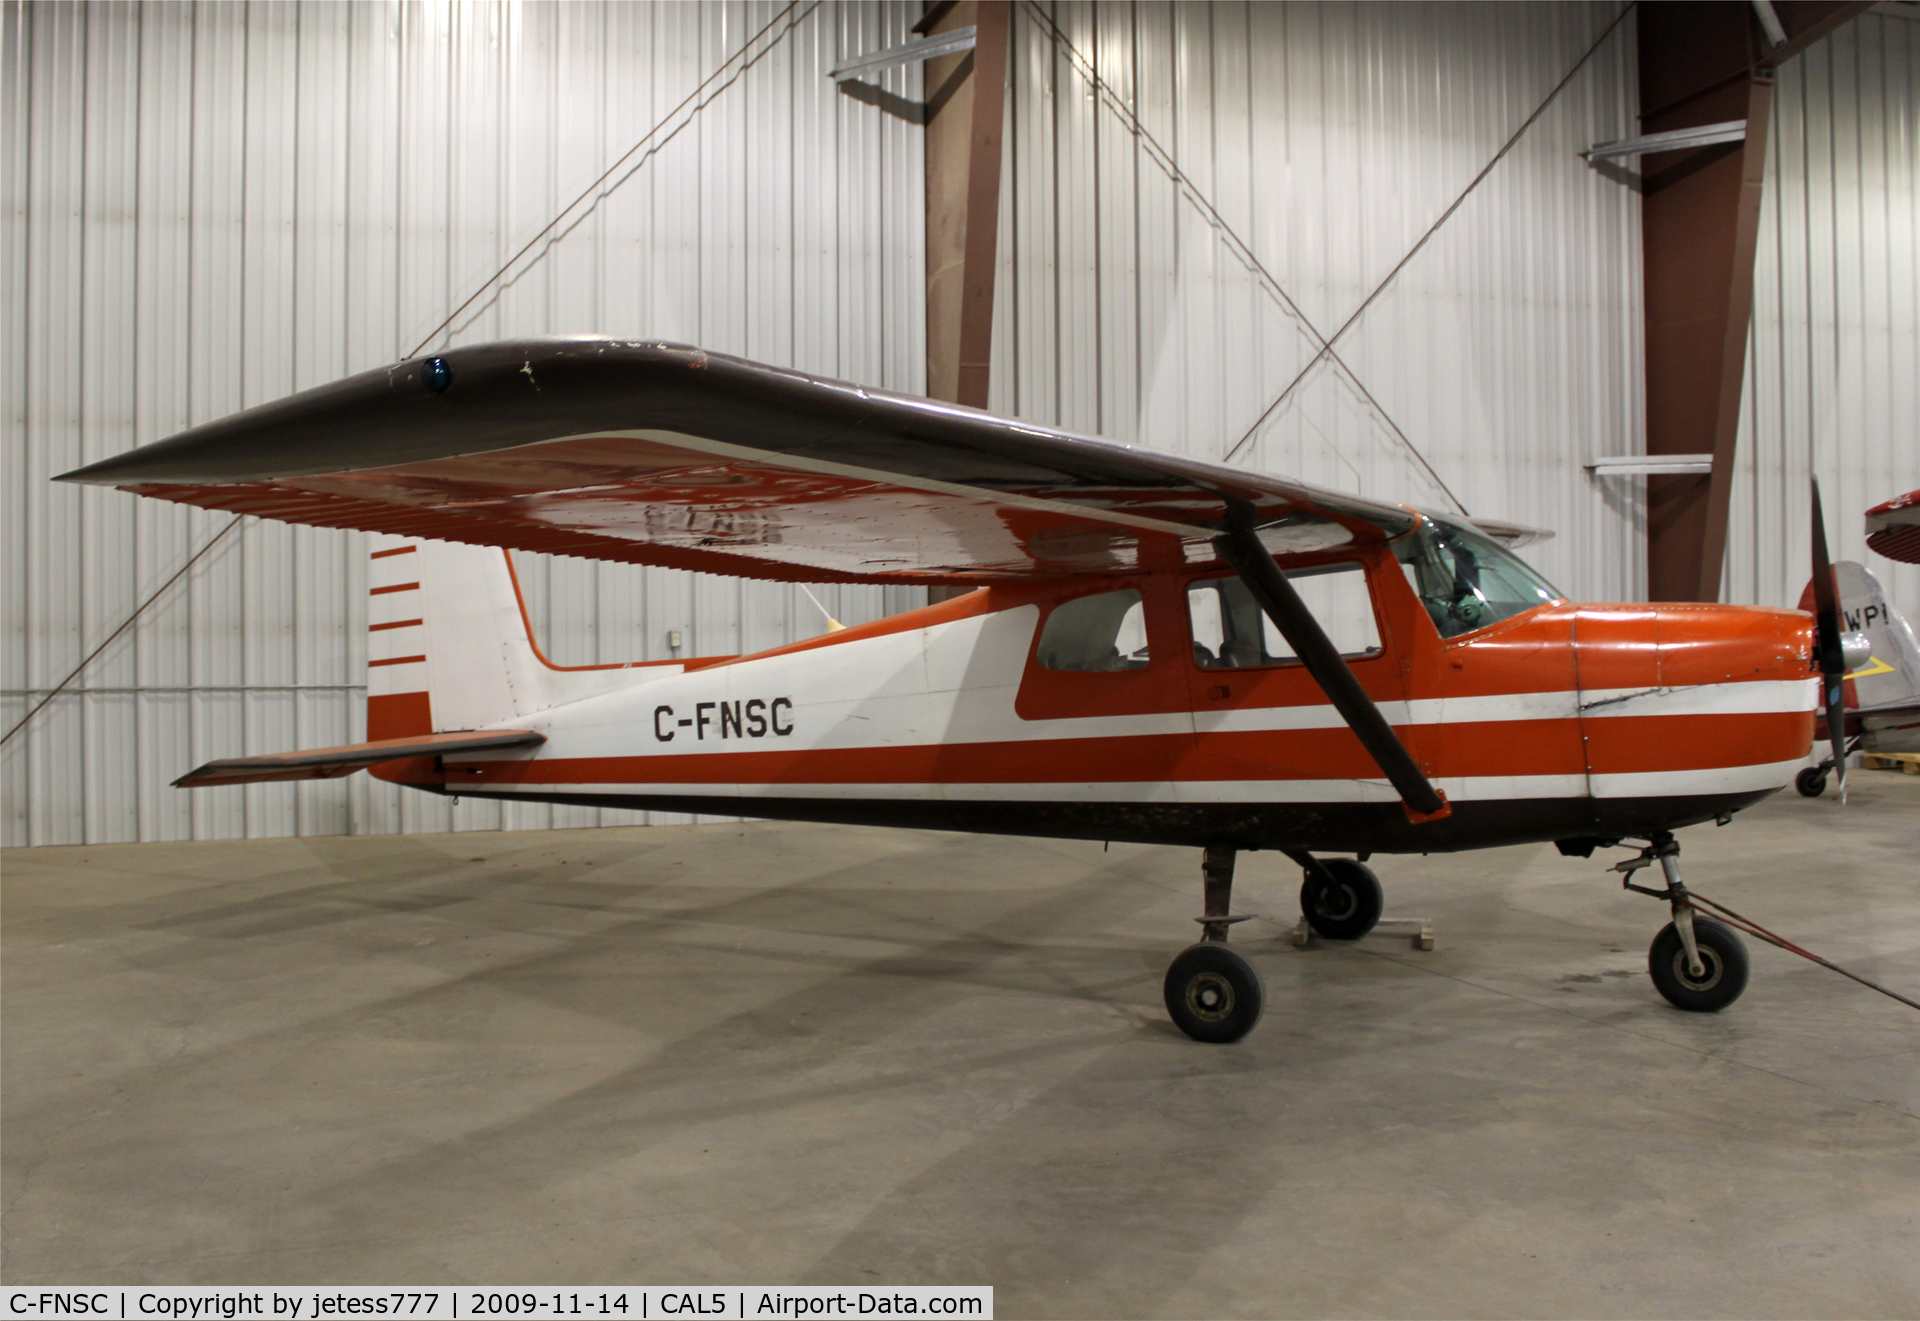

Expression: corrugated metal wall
xmin=9 ymin=2 xmax=1913 ymax=848
xmin=2 ymin=0 xmax=927 ymax=846
xmin=1726 ymin=10 xmax=1920 ymax=615
xmin=990 ymin=1 xmax=1646 ymax=604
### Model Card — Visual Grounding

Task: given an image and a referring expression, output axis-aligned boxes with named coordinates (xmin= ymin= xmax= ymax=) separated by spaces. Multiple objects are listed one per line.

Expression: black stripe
xmin=416 ymin=785 xmax=1777 ymax=852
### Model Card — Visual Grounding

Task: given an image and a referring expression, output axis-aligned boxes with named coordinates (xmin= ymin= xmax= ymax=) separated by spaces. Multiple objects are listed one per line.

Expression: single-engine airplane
xmin=59 ymin=338 xmax=1850 ymax=1042
xmin=1791 ymin=559 xmax=1920 ymax=798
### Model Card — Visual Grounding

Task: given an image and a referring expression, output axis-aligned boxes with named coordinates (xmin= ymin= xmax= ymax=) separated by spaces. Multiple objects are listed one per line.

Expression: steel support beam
xmin=1638 ymin=3 xmax=1770 ymax=602
xmin=1637 ymin=1 xmax=1869 ymax=602
xmin=923 ymin=0 xmax=1008 ymax=602
xmin=923 ymin=0 xmax=1008 ymax=410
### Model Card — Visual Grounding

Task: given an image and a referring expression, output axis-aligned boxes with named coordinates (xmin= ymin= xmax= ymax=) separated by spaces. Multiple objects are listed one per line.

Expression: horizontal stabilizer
xmin=173 ymin=729 xmax=545 ymax=788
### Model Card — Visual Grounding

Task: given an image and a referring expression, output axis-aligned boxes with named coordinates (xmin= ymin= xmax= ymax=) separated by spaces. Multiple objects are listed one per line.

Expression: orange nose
xmin=1574 ymin=603 xmax=1817 ymax=793
xmin=1574 ymin=603 xmax=1814 ymax=691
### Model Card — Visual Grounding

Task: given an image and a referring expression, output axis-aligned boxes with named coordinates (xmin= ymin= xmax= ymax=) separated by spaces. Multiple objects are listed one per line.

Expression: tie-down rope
xmin=1686 ymin=888 xmax=1920 ymax=1013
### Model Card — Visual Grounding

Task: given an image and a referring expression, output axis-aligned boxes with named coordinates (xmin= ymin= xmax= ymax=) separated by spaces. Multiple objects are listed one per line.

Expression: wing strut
xmin=1214 ymin=497 xmax=1450 ymax=821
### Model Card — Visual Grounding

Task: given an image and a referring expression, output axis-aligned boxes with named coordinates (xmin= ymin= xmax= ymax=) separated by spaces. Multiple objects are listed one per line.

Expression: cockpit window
xmin=1036 ymin=589 xmax=1151 ymax=671
xmin=1394 ymin=517 xmax=1562 ymax=639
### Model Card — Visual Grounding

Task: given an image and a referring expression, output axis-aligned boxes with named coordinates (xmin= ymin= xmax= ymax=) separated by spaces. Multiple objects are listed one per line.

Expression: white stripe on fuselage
xmin=455 ymin=606 xmax=1811 ymax=800
xmin=455 ymin=762 xmax=1798 ymax=805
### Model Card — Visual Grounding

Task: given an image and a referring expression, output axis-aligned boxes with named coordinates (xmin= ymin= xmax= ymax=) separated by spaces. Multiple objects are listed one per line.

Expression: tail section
xmin=367 ymin=537 xmax=662 ymax=741
xmin=366 ymin=541 xmax=437 ymax=739
xmin=1798 ymin=560 xmax=1920 ymax=712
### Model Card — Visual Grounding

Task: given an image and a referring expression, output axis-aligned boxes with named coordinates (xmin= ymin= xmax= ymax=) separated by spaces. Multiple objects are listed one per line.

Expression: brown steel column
xmin=923 ymin=0 xmax=1008 ymax=410
xmin=923 ymin=0 xmax=1008 ymax=602
xmin=1637 ymin=1 xmax=1868 ymax=602
xmin=1639 ymin=3 xmax=1767 ymax=602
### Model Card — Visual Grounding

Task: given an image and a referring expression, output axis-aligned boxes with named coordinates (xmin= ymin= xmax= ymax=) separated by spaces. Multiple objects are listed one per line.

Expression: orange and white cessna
xmin=60 ymin=338 xmax=1836 ymax=1042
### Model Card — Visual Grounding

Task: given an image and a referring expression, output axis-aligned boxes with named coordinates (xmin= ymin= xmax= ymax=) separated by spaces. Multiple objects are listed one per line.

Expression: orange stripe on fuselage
xmin=1584 ymin=711 xmax=1812 ymax=773
xmin=446 ymin=709 xmax=1808 ymax=788
xmin=454 ymin=734 xmax=1200 ymax=787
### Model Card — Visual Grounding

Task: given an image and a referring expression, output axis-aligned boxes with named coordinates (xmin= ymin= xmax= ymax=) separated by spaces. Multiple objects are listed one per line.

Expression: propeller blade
xmin=1810 ymin=478 xmax=1850 ymax=798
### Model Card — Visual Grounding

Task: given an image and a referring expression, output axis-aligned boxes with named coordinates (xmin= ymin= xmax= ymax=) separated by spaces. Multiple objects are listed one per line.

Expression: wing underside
xmin=61 ymin=337 xmax=1542 ymax=582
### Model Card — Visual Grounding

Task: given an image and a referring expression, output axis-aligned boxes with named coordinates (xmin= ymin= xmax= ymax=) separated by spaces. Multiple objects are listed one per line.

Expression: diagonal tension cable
xmin=1018 ymin=0 xmax=1465 ymax=511
xmin=406 ymin=0 xmax=822 ymax=358
xmin=9 ymin=6 xmax=820 ymax=752
xmin=1 ymin=513 xmax=245 ymax=750
xmin=1224 ymin=0 xmax=1637 ymax=468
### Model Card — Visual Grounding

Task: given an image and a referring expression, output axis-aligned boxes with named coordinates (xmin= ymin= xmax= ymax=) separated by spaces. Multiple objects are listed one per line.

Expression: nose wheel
xmin=1796 ymin=735 xmax=1861 ymax=796
xmin=1164 ymin=844 xmax=1264 ymax=1043
xmin=1613 ymin=833 xmax=1751 ymax=1012
xmin=1648 ymin=916 xmax=1750 ymax=1011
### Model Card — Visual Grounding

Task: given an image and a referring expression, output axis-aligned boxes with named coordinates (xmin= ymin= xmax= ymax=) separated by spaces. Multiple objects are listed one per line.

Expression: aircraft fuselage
xmin=376 ymin=545 xmax=1817 ymax=855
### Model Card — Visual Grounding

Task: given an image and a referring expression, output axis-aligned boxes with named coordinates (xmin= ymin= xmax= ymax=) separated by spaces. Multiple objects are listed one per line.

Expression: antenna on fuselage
xmin=799 ymin=584 xmax=846 ymax=633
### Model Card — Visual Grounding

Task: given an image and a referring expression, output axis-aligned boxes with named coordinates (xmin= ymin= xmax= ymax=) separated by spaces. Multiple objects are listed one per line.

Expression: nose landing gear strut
xmin=1163 ymin=844 xmax=1264 ymax=1043
xmin=1613 ymin=832 xmax=1751 ymax=1012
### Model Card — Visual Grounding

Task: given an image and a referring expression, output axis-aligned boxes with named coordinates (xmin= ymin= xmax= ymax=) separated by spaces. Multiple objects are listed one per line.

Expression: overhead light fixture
xmin=1587 ymin=455 xmax=1714 ymax=476
xmin=1583 ymin=120 xmax=1747 ymax=163
xmin=828 ymin=27 xmax=975 ymax=82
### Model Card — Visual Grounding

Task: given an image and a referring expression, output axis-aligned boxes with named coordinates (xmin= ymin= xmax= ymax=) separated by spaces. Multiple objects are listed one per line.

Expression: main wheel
xmin=1648 ymin=916 xmax=1750 ymax=1012
xmin=1163 ymin=943 xmax=1264 ymax=1043
xmin=1300 ymin=858 xmax=1385 ymax=940
xmin=1795 ymin=766 xmax=1828 ymax=798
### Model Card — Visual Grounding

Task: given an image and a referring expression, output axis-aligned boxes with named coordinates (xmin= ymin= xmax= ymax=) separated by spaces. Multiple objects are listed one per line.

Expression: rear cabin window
xmin=1188 ymin=563 xmax=1380 ymax=668
xmin=1036 ymin=589 xmax=1151 ymax=671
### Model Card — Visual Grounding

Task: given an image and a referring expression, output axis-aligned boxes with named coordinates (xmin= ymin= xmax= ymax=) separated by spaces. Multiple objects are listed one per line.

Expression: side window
xmin=1187 ymin=563 xmax=1380 ymax=669
xmin=1037 ymin=589 xmax=1151 ymax=672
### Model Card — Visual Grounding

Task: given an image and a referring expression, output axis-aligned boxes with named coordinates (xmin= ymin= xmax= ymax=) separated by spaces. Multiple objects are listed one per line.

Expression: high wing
xmin=57 ymin=337 xmax=1535 ymax=583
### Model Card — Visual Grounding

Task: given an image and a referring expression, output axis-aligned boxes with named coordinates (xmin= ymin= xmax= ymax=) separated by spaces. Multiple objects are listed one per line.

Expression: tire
xmin=1795 ymin=767 xmax=1828 ymax=798
xmin=1648 ymin=917 xmax=1750 ymax=1012
xmin=1163 ymin=943 xmax=1264 ymax=1044
xmin=1300 ymin=858 xmax=1385 ymax=940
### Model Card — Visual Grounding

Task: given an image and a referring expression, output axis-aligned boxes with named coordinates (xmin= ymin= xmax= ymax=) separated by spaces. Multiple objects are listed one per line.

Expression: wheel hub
xmin=1314 ymin=882 xmax=1358 ymax=922
xmin=1671 ymin=945 xmax=1724 ymax=992
xmin=1184 ymin=971 xmax=1236 ymax=1023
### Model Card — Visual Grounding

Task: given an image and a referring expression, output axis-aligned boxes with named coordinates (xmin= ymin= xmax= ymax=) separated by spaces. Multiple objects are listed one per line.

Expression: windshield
xmin=1394 ymin=517 xmax=1562 ymax=639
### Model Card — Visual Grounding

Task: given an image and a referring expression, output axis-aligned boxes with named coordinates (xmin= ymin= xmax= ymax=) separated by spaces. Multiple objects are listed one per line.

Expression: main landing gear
xmin=1612 ymin=832 xmax=1750 ymax=1012
xmin=1163 ymin=845 xmax=1264 ymax=1043
xmin=1292 ymin=852 xmax=1384 ymax=941
xmin=1163 ymin=847 xmax=1392 ymax=1042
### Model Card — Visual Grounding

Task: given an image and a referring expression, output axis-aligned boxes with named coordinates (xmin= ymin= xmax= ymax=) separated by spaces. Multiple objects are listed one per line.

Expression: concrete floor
xmin=4 ymin=776 xmax=1917 ymax=1317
